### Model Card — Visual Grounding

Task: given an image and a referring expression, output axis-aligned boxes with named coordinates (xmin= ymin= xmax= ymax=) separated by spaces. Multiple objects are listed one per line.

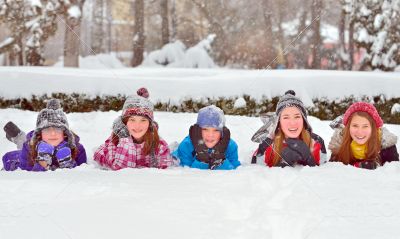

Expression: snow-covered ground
xmin=1 ymin=109 xmax=400 ymax=239
xmin=1 ymin=67 xmax=400 ymax=239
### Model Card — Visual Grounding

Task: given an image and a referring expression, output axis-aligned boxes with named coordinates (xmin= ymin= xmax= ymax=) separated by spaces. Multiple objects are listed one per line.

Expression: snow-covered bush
xmin=141 ymin=35 xmax=217 ymax=68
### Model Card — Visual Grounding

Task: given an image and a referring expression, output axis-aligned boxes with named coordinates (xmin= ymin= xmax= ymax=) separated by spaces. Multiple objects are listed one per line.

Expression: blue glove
xmin=37 ymin=141 xmax=55 ymax=166
xmin=55 ymin=145 xmax=75 ymax=169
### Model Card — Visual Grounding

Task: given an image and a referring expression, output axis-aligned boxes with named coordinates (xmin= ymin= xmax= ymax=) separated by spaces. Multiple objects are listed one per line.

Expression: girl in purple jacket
xmin=2 ymin=99 xmax=87 ymax=171
xmin=93 ymin=88 xmax=173 ymax=170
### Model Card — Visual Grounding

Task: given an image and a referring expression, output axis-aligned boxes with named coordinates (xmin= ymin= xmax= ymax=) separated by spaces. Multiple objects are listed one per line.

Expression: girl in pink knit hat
xmin=329 ymin=102 xmax=399 ymax=169
xmin=93 ymin=88 xmax=173 ymax=170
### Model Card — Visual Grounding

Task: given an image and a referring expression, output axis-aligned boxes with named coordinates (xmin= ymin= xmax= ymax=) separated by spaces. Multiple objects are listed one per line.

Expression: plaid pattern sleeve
xmin=156 ymin=139 xmax=174 ymax=169
xmin=111 ymin=138 xmax=138 ymax=170
xmin=93 ymin=136 xmax=117 ymax=168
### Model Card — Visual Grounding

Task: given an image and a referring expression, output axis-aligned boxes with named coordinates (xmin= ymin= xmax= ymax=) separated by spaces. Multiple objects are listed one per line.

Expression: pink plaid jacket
xmin=93 ymin=136 xmax=173 ymax=170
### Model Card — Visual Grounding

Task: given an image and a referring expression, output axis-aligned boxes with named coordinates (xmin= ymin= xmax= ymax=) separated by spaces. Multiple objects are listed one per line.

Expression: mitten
xmin=189 ymin=124 xmax=210 ymax=164
xmin=4 ymin=121 xmax=26 ymax=150
xmin=286 ymin=138 xmax=316 ymax=166
xmin=37 ymin=141 xmax=55 ymax=166
xmin=279 ymin=147 xmax=301 ymax=167
xmin=112 ymin=116 xmax=130 ymax=138
xmin=56 ymin=146 xmax=75 ymax=169
xmin=355 ymin=160 xmax=379 ymax=170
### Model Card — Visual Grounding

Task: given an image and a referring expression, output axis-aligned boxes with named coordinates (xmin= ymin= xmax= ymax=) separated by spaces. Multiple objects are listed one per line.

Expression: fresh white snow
xmin=1 ymin=67 xmax=400 ymax=239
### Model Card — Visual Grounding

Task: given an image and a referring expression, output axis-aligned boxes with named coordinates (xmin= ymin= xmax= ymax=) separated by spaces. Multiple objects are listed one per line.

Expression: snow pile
xmin=53 ymin=54 xmax=126 ymax=69
xmin=234 ymin=97 xmax=247 ymax=108
xmin=142 ymin=35 xmax=216 ymax=68
xmin=1 ymin=109 xmax=400 ymax=239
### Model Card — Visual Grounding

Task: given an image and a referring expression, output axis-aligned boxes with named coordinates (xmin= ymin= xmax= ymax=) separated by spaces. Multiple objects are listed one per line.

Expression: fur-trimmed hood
xmin=328 ymin=126 xmax=398 ymax=152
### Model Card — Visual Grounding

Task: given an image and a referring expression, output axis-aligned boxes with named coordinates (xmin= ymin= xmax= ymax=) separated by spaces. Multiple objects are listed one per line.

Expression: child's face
xmin=126 ymin=115 xmax=150 ymax=141
xmin=279 ymin=107 xmax=304 ymax=139
xmin=201 ymin=127 xmax=222 ymax=148
xmin=41 ymin=127 xmax=65 ymax=146
xmin=349 ymin=115 xmax=372 ymax=145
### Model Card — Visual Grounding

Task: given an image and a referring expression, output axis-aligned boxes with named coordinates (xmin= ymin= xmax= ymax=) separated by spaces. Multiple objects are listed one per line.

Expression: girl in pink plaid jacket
xmin=93 ymin=88 xmax=173 ymax=170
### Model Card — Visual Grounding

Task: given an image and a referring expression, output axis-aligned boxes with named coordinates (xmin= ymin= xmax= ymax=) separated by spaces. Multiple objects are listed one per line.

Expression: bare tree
xmin=131 ymin=0 xmax=145 ymax=67
xmin=91 ymin=0 xmax=104 ymax=54
xmin=261 ymin=0 xmax=275 ymax=68
xmin=171 ymin=0 xmax=177 ymax=41
xmin=62 ymin=0 xmax=86 ymax=67
xmin=161 ymin=0 xmax=170 ymax=46
xmin=310 ymin=0 xmax=322 ymax=69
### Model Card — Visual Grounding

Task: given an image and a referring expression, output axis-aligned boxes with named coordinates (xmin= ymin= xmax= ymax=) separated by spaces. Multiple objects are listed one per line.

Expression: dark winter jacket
xmin=328 ymin=126 xmax=399 ymax=169
xmin=2 ymin=130 xmax=87 ymax=171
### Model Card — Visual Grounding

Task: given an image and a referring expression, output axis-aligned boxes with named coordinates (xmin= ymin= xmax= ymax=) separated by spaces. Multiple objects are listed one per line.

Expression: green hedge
xmin=1 ymin=93 xmax=400 ymax=124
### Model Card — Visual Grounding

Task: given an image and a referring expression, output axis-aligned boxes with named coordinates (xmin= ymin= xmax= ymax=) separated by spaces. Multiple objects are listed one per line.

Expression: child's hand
xmin=55 ymin=146 xmax=75 ymax=168
xmin=355 ymin=160 xmax=379 ymax=170
xmin=285 ymin=138 xmax=316 ymax=166
xmin=112 ymin=116 xmax=130 ymax=138
xmin=37 ymin=141 xmax=55 ymax=167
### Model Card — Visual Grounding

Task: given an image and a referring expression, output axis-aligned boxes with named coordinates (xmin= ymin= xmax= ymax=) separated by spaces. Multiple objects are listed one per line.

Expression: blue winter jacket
xmin=2 ymin=130 xmax=87 ymax=171
xmin=172 ymin=136 xmax=240 ymax=170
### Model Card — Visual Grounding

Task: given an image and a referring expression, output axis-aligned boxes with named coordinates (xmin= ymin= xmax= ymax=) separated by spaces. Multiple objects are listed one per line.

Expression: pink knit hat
xmin=343 ymin=102 xmax=383 ymax=128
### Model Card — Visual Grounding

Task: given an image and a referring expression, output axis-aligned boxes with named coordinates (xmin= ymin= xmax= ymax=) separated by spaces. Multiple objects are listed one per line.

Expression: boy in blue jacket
xmin=172 ymin=105 xmax=240 ymax=170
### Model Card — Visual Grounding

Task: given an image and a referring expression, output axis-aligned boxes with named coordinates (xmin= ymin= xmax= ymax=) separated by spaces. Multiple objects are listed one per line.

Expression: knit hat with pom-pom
xmin=275 ymin=90 xmax=311 ymax=131
xmin=32 ymin=99 xmax=76 ymax=147
xmin=343 ymin=102 xmax=383 ymax=128
xmin=122 ymin=87 xmax=154 ymax=121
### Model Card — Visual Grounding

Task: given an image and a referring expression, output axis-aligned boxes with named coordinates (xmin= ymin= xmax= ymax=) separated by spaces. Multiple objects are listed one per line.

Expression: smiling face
xmin=126 ymin=115 xmax=150 ymax=141
xmin=349 ymin=114 xmax=372 ymax=145
xmin=41 ymin=127 xmax=65 ymax=146
xmin=201 ymin=127 xmax=222 ymax=148
xmin=279 ymin=107 xmax=304 ymax=139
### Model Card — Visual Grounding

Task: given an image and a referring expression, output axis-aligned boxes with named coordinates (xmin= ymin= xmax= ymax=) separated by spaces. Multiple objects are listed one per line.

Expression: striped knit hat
xmin=122 ymin=87 xmax=154 ymax=121
xmin=276 ymin=90 xmax=311 ymax=131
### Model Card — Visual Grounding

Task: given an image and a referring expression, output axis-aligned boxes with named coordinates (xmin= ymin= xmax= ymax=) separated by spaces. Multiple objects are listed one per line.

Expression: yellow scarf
xmin=350 ymin=141 xmax=367 ymax=160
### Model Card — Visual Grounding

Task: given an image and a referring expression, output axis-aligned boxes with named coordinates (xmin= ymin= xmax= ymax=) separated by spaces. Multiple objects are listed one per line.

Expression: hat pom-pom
xmin=285 ymin=90 xmax=296 ymax=96
xmin=47 ymin=99 xmax=61 ymax=110
xmin=137 ymin=87 xmax=149 ymax=98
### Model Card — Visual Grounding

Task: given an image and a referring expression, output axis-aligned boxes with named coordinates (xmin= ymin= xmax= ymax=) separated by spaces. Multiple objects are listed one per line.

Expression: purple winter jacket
xmin=2 ymin=131 xmax=87 ymax=171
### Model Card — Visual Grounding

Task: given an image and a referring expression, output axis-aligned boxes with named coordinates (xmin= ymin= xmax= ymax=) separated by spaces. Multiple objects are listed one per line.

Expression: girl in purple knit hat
xmin=2 ymin=99 xmax=87 ymax=171
xmin=93 ymin=88 xmax=173 ymax=170
xmin=329 ymin=102 xmax=399 ymax=169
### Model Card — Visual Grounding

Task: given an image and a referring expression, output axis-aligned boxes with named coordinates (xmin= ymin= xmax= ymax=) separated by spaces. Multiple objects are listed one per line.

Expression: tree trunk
xmin=131 ymin=0 xmax=145 ymax=67
xmin=310 ymin=0 xmax=322 ymax=69
xmin=348 ymin=18 xmax=354 ymax=70
xmin=91 ymin=0 xmax=104 ymax=54
xmin=171 ymin=0 xmax=177 ymax=41
xmin=64 ymin=18 xmax=81 ymax=67
xmin=262 ymin=0 xmax=275 ymax=69
xmin=338 ymin=4 xmax=346 ymax=70
xmin=161 ymin=0 xmax=170 ymax=46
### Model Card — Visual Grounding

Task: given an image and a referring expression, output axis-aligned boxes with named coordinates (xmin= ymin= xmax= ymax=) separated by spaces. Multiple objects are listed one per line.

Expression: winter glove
xmin=55 ymin=145 xmax=76 ymax=169
xmin=209 ymin=127 xmax=230 ymax=169
xmin=354 ymin=160 xmax=379 ymax=170
xmin=279 ymin=147 xmax=301 ymax=167
xmin=189 ymin=124 xmax=210 ymax=164
xmin=112 ymin=116 xmax=130 ymax=138
xmin=285 ymin=138 xmax=316 ymax=166
xmin=4 ymin=121 xmax=26 ymax=150
xmin=36 ymin=141 xmax=55 ymax=166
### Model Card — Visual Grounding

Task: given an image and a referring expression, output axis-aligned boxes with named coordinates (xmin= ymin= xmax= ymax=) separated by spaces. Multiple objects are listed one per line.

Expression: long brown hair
xmin=270 ymin=125 xmax=313 ymax=166
xmin=111 ymin=116 xmax=160 ymax=156
xmin=29 ymin=132 xmax=79 ymax=167
xmin=332 ymin=111 xmax=380 ymax=164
